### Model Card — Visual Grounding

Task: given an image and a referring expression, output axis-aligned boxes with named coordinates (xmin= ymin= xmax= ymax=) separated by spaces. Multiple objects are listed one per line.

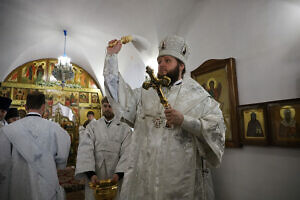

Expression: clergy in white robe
xmin=83 ymin=110 xmax=96 ymax=128
xmin=79 ymin=111 xmax=96 ymax=144
xmin=103 ymin=35 xmax=226 ymax=200
xmin=75 ymin=97 xmax=132 ymax=200
xmin=0 ymin=118 xmax=8 ymax=128
xmin=5 ymin=108 xmax=20 ymax=124
xmin=0 ymin=96 xmax=12 ymax=128
xmin=0 ymin=91 xmax=70 ymax=200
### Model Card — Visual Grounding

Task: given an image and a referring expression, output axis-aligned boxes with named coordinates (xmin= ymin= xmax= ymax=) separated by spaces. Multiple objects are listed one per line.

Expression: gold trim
xmin=1 ymin=82 xmax=101 ymax=93
xmin=79 ymin=103 xmax=101 ymax=108
xmin=109 ymin=35 xmax=133 ymax=47
xmin=11 ymin=100 xmax=26 ymax=106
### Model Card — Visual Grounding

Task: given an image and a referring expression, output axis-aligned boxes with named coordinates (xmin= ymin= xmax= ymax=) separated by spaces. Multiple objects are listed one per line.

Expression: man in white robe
xmin=5 ymin=108 xmax=20 ymax=124
xmin=0 ymin=91 xmax=71 ymax=200
xmin=0 ymin=96 xmax=12 ymax=128
xmin=75 ymin=96 xmax=132 ymax=200
xmin=83 ymin=111 xmax=96 ymax=128
xmin=103 ymin=35 xmax=226 ymax=200
xmin=79 ymin=111 xmax=96 ymax=144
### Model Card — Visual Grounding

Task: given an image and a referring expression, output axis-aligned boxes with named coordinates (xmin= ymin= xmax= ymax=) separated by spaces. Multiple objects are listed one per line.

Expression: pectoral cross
xmin=142 ymin=66 xmax=171 ymax=108
xmin=142 ymin=66 xmax=172 ymax=128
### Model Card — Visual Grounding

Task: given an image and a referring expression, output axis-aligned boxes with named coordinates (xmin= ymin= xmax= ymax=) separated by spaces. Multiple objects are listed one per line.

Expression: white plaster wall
xmin=186 ymin=0 xmax=300 ymax=104
xmin=1 ymin=0 xmax=300 ymax=199
xmin=213 ymin=146 xmax=300 ymax=200
xmin=184 ymin=0 xmax=300 ymax=199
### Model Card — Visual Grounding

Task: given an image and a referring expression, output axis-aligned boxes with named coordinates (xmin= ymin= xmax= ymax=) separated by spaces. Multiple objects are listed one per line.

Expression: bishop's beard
xmin=103 ymin=111 xmax=114 ymax=120
xmin=157 ymin=63 xmax=180 ymax=86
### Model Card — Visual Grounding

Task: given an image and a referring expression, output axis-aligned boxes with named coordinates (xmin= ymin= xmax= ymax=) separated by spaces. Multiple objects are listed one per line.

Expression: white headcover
xmin=158 ymin=35 xmax=190 ymax=66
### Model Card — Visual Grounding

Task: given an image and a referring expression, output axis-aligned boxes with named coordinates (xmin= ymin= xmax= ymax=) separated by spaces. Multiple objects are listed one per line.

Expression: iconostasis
xmin=0 ymin=58 xmax=103 ymax=165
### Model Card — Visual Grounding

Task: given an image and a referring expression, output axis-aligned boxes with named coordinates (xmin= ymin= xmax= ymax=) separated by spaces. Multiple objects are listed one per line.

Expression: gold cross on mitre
xmin=142 ymin=66 xmax=171 ymax=108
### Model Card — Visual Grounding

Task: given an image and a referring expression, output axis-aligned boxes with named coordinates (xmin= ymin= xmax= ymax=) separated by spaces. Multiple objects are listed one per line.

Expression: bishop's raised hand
xmin=107 ymin=39 xmax=122 ymax=55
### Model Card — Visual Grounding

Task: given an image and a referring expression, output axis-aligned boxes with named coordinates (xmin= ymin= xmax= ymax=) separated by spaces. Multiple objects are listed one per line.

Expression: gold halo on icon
xmin=207 ymin=78 xmax=217 ymax=88
xmin=280 ymin=105 xmax=295 ymax=119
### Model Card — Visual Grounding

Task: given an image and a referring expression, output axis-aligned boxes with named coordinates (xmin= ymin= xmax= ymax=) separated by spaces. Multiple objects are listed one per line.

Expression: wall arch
xmin=0 ymin=58 xmax=103 ymax=165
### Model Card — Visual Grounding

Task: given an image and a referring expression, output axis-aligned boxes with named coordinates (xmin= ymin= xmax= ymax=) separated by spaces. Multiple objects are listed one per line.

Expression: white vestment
xmin=0 ymin=119 xmax=7 ymax=128
xmin=75 ymin=117 xmax=132 ymax=200
xmin=103 ymin=54 xmax=226 ymax=200
xmin=0 ymin=115 xmax=71 ymax=200
xmin=79 ymin=118 xmax=96 ymax=143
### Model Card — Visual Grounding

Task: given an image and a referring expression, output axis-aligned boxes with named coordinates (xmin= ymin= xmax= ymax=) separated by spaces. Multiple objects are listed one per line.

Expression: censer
xmin=89 ymin=160 xmax=118 ymax=200
xmin=108 ymin=35 xmax=150 ymax=52
xmin=89 ymin=179 xmax=118 ymax=200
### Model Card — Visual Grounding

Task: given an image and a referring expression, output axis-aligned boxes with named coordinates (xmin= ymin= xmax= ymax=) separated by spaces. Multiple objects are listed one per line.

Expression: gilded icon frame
xmin=191 ymin=58 xmax=240 ymax=147
xmin=239 ymin=103 xmax=269 ymax=145
xmin=267 ymin=98 xmax=300 ymax=147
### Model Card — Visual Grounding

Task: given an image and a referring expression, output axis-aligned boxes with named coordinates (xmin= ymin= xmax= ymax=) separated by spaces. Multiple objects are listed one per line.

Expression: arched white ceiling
xmin=0 ymin=0 xmax=201 ymax=90
xmin=2 ymin=0 xmax=300 ymax=102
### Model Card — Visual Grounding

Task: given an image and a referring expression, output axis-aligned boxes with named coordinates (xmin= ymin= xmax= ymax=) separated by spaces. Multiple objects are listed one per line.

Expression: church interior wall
xmin=184 ymin=0 xmax=300 ymax=199
xmin=1 ymin=0 xmax=300 ymax=199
